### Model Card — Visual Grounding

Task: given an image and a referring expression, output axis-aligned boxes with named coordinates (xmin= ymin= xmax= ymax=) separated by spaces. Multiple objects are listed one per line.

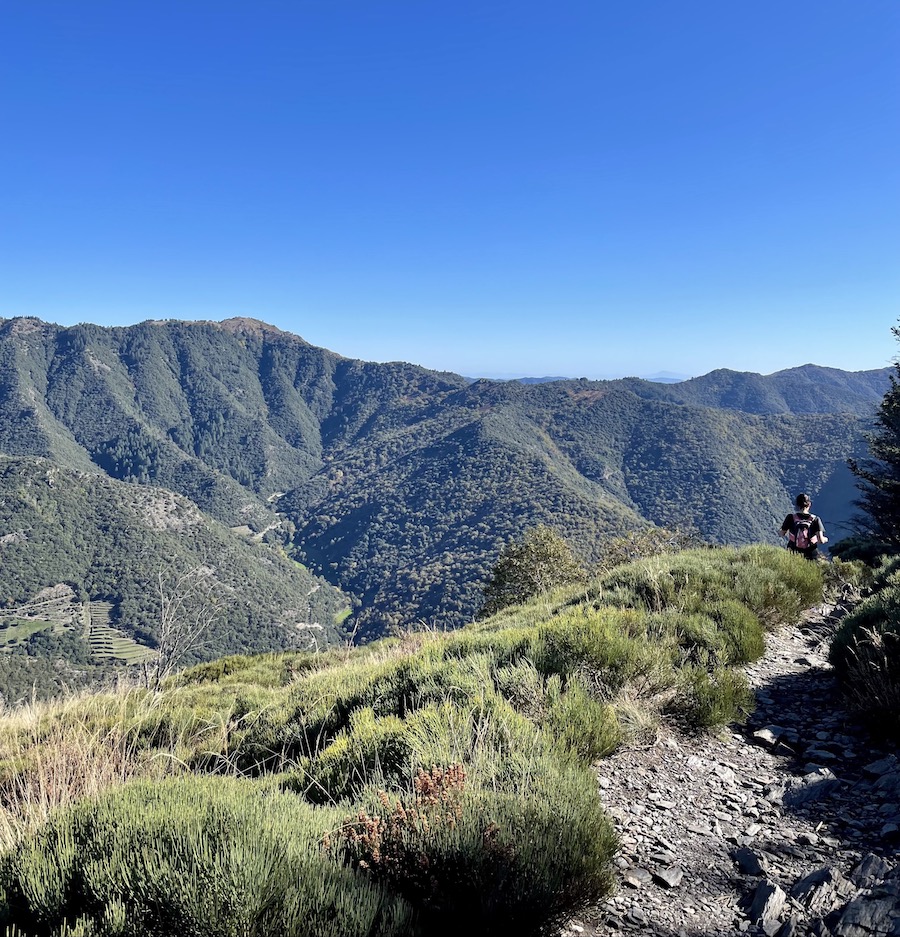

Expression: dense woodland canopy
xmin=0 ymin=315 xmax=886 ymax=691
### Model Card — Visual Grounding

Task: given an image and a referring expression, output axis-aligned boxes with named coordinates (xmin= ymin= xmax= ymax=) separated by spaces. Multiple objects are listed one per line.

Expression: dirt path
xmin=565 ymin=599 xmax=900 ymax=937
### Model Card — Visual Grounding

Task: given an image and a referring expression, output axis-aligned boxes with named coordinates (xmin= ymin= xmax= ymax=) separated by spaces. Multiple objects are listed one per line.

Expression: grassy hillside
xmin=0 ymin=457 xmax=349 ymax=701
xmin=0 ymin=545 xmax=822 ymax=936
xmin=0 ymin=316 xmax=876 ymax=635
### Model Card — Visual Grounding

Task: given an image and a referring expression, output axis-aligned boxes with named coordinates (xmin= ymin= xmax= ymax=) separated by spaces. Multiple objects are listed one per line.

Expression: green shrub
xmin=292 ymin=708 xmax=412 ymax=804
xmin=492 ymin=659 xmax=547 ymax=718
xmin=672 ymin=665 xmax=754 ymax=730
xmin=330 ymin=763 xmax=617 ymax=937
xmin=870 ymin=554 xmax=900 ymax=590
xmin=402 ymin=696 xmax=553 ymax=793
xmin=544 ymin=678 xmax=622 ymax=760
xmin=821 ymin=557 xmax=872 ymax=597
xmin=531 ymin=608 xmax=677 ymax=698
xmin=729 ymin=546 xmax=823 ymax=625
xmin=0 ymin=777 xmax=415 ymax=937
xmin=708 ymin=600 xmax=765 ymax=664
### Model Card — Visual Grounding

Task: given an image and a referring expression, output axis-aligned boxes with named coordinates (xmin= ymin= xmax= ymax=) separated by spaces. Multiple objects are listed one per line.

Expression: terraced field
xmin=83 ymin=603 xmax=156 ymax=665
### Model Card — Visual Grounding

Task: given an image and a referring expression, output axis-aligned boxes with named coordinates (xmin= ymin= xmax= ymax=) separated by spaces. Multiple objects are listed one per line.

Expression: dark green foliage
xmin=0 ymin=651 xmax=114 ymax=704
xmin=479 ymin=524 xmax=585 ymax=618
xmin=297 ymin=709 xmax=412 ymax=805
xmin=848 ymin=325 xmax=900 ymax=551
xmin=830 ymin=535 xmax=889 ymax=564
xmin=0 ymin=776 xmax=415 ymax=937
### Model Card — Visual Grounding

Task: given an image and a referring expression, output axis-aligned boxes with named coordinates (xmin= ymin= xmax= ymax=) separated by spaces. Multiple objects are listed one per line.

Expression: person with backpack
xmin=780 ymin=493 xmax=828 ymax=559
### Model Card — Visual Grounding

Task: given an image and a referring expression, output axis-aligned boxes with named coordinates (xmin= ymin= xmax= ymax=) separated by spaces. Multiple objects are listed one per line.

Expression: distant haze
xmin=473 ymin=371 xmax=692 ymax=384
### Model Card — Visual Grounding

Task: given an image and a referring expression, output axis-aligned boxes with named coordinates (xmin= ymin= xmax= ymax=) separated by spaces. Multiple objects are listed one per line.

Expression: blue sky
xmin=1 ymin=2 xmax=897 ymax=379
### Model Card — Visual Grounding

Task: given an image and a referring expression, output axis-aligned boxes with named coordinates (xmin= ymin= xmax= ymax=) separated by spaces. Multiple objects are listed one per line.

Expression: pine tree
xmin=478 ymin=525 xmax=585 ymax=618
xmin=848 ymin=324 xmax=900 ymax=551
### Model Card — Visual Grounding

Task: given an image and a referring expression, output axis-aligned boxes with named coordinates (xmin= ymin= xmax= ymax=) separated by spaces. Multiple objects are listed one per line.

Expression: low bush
xmin=531 ymin=608 xmax=677 ymax=698
xmin=0 ymin=776 xmax=415 ymax=937
xmin=329 ymin=764 xmax=617 ymax=937
xmin=544 ymin=677 xmax=622 ymax=760
xmin=291 ymin=708 xmax=412 ymax=804
xmin=672 ymin=665 xmax=755 ymax=730
xmin=708 ymin=600 xmax=765 ymax=664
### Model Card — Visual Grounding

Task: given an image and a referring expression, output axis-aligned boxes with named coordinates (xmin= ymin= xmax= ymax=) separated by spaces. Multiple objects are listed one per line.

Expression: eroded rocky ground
xmin=565 ymin=599 xmax=900 ymax=937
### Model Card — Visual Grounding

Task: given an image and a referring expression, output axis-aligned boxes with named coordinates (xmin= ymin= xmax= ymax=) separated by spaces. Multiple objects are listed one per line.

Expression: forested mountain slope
xmin=0 ymin=316 xmax=885 ymax=638
xmin=0 ymin=456 xmax=349 ymax=699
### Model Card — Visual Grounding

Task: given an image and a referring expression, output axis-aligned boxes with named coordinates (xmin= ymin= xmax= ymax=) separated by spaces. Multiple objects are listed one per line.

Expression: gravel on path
xmin=563 ymin=598 xmax=900 ymax=937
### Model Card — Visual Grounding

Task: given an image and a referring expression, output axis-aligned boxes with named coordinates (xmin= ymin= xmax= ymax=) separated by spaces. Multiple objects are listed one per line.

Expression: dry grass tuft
xmin=0 ymin=689 xmax=183 ymax=851
xmin=840 ymin=627 xmax=900 ymax=722
xmin=612 ymin=689 xmax=663 ymax=748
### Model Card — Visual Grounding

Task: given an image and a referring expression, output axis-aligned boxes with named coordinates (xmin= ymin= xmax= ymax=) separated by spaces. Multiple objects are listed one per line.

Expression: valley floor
xmin=566 ymin=600 xmax=900 ymax=937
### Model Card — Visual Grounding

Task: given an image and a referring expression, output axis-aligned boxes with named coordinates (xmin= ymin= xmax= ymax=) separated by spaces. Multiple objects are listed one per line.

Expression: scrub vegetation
xmin=0 ymin=545 xmax=821 ymax=936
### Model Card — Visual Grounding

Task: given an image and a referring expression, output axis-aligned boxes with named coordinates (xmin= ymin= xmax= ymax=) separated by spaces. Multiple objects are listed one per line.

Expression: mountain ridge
xmin=0 ymin=315 xmax=887 ymax=643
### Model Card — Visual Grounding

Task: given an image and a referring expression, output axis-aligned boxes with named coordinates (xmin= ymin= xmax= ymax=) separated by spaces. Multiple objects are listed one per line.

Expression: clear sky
xmin=1 ymin=2 xmax=898 ymax=379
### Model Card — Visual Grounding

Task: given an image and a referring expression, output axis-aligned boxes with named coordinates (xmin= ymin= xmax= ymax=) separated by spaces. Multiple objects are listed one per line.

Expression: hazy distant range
xmin=472 ymin=371 xmax=691 ymax=384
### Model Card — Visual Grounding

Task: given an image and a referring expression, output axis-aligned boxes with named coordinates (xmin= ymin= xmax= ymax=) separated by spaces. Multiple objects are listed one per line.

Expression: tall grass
xmin=830 ymin=555 xmax=900 ymax=736
xmin=0 ymin=690 xmax=189 ymax=854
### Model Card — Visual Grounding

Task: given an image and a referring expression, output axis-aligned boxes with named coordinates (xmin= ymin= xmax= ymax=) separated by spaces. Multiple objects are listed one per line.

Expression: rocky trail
xmin=566 ymin=597 xmax=900 ymax=937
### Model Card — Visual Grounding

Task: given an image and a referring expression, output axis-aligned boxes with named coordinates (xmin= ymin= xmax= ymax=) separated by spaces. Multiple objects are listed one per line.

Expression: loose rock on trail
xmin=564 ymin=598 xmax=900 ymax=937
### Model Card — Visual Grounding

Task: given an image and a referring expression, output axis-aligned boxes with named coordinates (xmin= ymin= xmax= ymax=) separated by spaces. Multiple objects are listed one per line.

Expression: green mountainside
xmin=0 ymin=456 xmax=348 ymax=700
xmin=0 ymin=315 xmax=886 ymax=649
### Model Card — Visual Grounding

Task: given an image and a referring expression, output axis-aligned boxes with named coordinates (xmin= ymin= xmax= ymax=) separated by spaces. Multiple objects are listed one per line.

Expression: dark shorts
xmin=787 ymin=545 xmax=818 ymax=560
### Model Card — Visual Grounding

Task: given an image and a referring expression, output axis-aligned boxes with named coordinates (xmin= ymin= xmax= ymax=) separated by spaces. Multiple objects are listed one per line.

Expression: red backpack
xmin=789 ymin=513 xmax=816 ymax=550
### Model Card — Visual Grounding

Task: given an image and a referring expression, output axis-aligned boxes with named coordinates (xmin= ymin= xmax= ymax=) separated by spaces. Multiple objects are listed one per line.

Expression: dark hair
xmin=795 ymin=493 xmax=811 ymax=509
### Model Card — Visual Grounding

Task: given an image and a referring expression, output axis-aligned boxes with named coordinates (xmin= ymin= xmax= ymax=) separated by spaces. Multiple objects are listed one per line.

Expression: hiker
xmin=780 ymin=493 xmax=828 ymax=559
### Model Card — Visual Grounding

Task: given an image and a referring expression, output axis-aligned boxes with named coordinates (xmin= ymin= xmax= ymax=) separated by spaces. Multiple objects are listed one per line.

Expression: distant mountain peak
xmin=643 ymin=371 xmax=690 ymax=384
xmin=4 ymin=316 xmax=46 ymax=336
xmin=217 ymin=317 xmax=295 ymax=338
